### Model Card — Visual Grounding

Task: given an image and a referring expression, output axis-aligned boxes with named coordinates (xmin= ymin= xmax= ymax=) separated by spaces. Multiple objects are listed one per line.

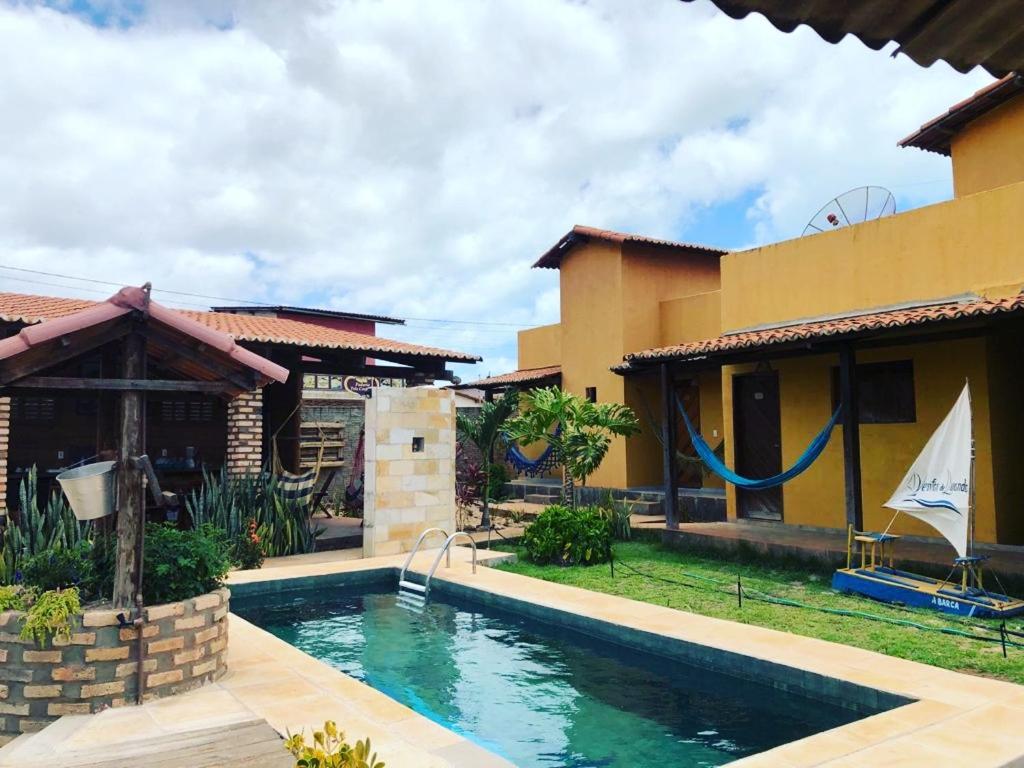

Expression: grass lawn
xmin=495 ymin=539 xmax=1024 ymax=685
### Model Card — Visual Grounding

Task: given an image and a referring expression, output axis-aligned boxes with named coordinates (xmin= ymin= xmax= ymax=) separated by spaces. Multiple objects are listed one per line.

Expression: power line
xmin=0 ymin=263 xmax=538 ymax=328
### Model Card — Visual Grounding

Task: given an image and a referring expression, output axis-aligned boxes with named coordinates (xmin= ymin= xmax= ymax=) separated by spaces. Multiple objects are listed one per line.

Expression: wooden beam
xmin=114 ymin=333 xmax=146 ymax=609
xmin=839 ymin=345 xmax=863 ymax=530
xmin=142 ymin=325 xmax=257 ymax=393
xmin=0 ymin=317 xmax=133 ymax=385
xmin=660 ymin=362 xmax=680 ymax=529
xmin=299 ymin=361 xmax=419 ymax=379
xmin=7 ymin=377 xmax=234 ymax=393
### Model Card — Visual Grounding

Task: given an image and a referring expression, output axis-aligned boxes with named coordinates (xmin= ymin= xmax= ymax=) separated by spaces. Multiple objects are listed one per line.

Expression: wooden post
xmin=660 ymin=363 xmax=680 ymax=529
xmin=113 ymin=333 xmax=145 ymax=609
xmin=839 ymin=345 xmax=863 ymax=531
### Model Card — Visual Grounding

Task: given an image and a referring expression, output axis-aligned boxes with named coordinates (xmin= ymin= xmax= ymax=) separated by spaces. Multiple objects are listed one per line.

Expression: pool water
xmin=234 ymin=584 xmax=870 ymax=767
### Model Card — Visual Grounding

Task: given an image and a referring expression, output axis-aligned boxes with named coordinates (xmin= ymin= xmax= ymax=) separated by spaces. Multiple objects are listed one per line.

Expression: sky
xmin=0 ymin=0 xmax=994 ymax=381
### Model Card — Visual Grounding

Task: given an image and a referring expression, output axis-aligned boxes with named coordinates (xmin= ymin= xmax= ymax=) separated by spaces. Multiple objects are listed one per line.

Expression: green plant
xmin=185 ymin=468 xmax=322 ymax=558
xmin=20 ymin=587 xmax=80 ymax=646
xmin=0 ymin=584 xmax=27 ymax=612
xmin=232 ymin=518 xmax=265 ymax=570
xmin=522 ymin=504 xmax=612 ymax=566
xmin=20 ymin=542 xmax=94 ymax=594
xmin=503 ymin=387 xmax=640 ymax=507
xmin=1 ymin=468 xmax=84 ymax=584
xmin=456 ymin=389 xmax=519 ymax=529
xmin=143 ymin=523 xmax=232 ymax=605
xmin=284 ymin=720 xmax=384 ymax=768
xmin=597 ymin=491 xmax=632 ymax=542
xmin=486 ymin=462 xmax=510 ymax=502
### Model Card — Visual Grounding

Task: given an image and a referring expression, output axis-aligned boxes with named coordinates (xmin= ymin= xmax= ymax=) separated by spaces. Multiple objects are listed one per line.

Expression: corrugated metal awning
xmin=680 ymin=0 xmax=1024 ymax=77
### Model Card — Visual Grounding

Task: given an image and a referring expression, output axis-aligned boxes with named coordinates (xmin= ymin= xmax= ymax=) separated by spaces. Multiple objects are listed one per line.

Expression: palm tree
xmin=456 ymin=389 xmax=518 ymax=530
xmin=503 ymin=386 xmax=640 ymax=507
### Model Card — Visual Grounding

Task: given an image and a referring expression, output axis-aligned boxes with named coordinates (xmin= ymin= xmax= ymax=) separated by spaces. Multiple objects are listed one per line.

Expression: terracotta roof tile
xmin=533 ymin=225 xmax=726 ymax=269
xmin=618 ymin=294 xmax=1024 ymax=369
xmin=899 ymin=74 xmax=1024 ymax=156
xmin=457 ymin=365 xmax=561 ymax=390
xmin=0 ymin=291 xmax=479 ymax=363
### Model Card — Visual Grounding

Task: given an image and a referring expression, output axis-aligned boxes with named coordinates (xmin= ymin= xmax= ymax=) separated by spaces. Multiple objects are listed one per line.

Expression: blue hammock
xmin=505 ymin=425 xmax=561 ymax=477
xmin=677 ymin=397 xmax=842 ymax=490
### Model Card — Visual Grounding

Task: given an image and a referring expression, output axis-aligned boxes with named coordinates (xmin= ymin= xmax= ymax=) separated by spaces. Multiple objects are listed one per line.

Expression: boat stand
xmin=833 ymin=525 xmax=1024 ymax=619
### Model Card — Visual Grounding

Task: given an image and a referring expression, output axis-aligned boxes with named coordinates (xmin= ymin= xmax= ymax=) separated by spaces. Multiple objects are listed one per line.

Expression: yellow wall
xmin=986 ymin=327 xmax=1024 ymax=544
xmin=659 ymin=290 xmax=722 ymax=346
xmin=518 ymin=323 xmax=561 ymax=370
xmin=558 ymin=241 xmax=628 ymax=488
xmin=721 ymin=181 xmax=1024 ymax=332
xmin=721 ymin=338 xmax=1002 ymax=543
xmin=952 ymin=94 xmax=1024 ymax=198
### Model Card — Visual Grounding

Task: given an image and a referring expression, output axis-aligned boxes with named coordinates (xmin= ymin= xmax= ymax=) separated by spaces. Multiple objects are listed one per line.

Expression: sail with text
xmin=883 ymin=384 xmax=971 ymax=558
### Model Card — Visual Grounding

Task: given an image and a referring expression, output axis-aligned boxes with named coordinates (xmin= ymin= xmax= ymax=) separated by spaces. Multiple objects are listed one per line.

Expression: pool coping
xmin=227 ymin=547 xmax=1024 ymax=767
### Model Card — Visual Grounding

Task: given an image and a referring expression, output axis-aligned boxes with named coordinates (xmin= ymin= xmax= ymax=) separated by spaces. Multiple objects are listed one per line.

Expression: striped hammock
xmin=276 ymin=469 xmax=318 ymax=504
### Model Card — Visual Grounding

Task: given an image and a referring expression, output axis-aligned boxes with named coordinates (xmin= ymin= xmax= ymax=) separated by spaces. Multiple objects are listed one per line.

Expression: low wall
xmin=0 ymin=588 xmax=229 ymax=740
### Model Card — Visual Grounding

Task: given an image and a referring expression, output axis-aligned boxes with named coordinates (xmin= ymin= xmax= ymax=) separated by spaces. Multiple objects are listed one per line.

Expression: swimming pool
xmin=234 ymin=576 xmax=897 ymax=767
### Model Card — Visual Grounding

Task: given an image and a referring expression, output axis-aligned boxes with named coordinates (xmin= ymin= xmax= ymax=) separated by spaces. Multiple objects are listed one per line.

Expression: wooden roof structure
xmin=0 ymin=285 xmax=288 ymax=397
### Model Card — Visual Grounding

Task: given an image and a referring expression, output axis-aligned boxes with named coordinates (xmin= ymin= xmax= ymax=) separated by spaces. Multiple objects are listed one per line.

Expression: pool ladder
xmin=397 ymin=527 xmax=478 ymax=610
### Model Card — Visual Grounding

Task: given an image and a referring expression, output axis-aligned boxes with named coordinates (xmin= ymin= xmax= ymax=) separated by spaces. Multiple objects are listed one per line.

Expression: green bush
xmin=143 ymin=523 xmax=232 ymax=605
xmin=597 ymin=492 xmax=632 ymax=542
xmin=20 ymin=587 xmax=81 ymax=646
xmin=20 ymin=542 xmax=93 ymax=594
xmin=232 ymin=518 xmax=265 ymax=570
xmin=522 ymin=504 xmax=612 ymax=566
xmin=0 ymin=584 xmax=27 ymax=612
xmin=486 ymin=463 xmax=510 ymax=501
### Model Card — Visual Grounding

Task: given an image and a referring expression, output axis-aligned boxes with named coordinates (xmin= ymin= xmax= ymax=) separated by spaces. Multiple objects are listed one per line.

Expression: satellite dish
xmin=802 ymin=186 xmax=896 ymax=236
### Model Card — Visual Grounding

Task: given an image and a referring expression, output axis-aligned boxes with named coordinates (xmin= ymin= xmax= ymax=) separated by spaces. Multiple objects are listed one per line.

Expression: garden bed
xmin=0 ymin=588 xmax=229 ymax=740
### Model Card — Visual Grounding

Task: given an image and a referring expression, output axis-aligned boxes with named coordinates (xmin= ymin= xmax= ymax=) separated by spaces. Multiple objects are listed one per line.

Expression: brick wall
xmin=363 ymin=387 xmax=456 ymax=557
xmin=0 ymin=397 xmax=9 ymax=517
xmin=225 ymin=390 xmax=263 ymax=476
xmin=301 ymin=397 xmax=365 ymax=496
xmin=0 ymin=588 xmax=229 ymax=741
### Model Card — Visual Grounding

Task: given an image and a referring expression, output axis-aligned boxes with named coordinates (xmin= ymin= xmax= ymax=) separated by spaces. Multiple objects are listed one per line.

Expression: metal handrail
xmin=399 ymin=527 xmax=449 ymax=584
xmin=424 ymin=532 xmax=477 ymax=596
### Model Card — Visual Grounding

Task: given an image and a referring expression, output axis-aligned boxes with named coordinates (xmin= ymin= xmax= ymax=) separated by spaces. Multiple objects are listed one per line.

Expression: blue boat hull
xmin=832 ymin=567 xmax=1024 ymax=619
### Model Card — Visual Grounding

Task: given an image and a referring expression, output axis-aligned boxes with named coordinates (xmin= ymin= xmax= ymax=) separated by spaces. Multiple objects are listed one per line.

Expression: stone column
xmin=0 ymin=397 xmax=9 ymax=518
xmin=225 ymin=390 xmax=264 ymax=476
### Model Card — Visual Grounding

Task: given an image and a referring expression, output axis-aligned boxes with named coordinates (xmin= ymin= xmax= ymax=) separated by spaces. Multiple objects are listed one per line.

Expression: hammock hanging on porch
xmin=504 ymin=424 xmax=562 ymax=477
xmin=271 ymin=402 xmax=325 ymax=505
xmin=344 ymin=428 xmax=365 ymax=508
xmin=677 ymin=396 xmax=842 ymax=490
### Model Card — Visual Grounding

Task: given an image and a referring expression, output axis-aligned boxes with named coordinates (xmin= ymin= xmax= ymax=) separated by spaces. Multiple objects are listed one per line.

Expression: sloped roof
xmin=899 ymin=74 xmax=1024 ymax=156
xmin=616 ymin=294 xmax=1024 ymax=370
xmin=0 ymin=285 xmax=289 ymax=391
xmin=533 ymin=225 xmax=726 ymax=269
xmin=0 ymin=291 xmax=479 ymax=363
xmin=209 ymin=305 xmax=404 ymax=325
xmin=678 ymin=0 xmax=1024 ymax=77
xmin=456 ymin=365 xmax=561 ymax=390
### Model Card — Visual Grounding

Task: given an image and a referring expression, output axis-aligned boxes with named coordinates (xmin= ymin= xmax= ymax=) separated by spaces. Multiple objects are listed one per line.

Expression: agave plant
xmin=1 ymin=467 xmax=84 ymax=585
xmin=185 ymin=467 xmax=322 ymax=559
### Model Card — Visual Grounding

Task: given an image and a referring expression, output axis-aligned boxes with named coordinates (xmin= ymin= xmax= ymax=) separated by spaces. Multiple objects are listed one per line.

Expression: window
xmin=585 ymin=387 xmax=597 ymax=403
xmin=831 ymin=360 xmax=916 ymax=424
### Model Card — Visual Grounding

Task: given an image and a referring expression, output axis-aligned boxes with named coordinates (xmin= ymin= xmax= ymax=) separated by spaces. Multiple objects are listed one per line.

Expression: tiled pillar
xmin=225 ymin=390 xmax=263 ymax=476
xmin=363 ymin=387 xmax=456 ymax=557
xmin=0 ymin=397 xmax=9 ymax=516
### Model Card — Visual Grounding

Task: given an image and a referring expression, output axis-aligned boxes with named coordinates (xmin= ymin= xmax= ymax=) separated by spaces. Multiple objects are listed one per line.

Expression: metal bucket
xmin=57 ymin=461 xmax=117 ymax=521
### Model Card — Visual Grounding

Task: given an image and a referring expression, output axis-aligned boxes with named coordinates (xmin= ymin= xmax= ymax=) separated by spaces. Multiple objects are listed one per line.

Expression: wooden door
xmin=675 ymin=381 xmax=703 ymax=489
xmin=733 ymin=372 xmax=783 ymax=521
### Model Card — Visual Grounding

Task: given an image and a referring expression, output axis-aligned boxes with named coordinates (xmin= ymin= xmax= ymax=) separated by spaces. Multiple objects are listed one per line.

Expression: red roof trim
xmin=533 ymin=225 xmax=727 ymax=269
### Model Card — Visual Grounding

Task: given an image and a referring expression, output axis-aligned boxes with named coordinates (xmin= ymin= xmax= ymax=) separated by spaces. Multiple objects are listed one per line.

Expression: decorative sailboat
xmin=832 ymin=383 xmax=1024 ymax=619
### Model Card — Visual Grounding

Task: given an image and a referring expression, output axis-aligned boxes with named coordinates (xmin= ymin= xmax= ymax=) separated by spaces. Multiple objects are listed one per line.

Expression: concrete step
xmin=623 ymin=498 xmax=663 ymax=514
xmin=525 ymin=493 xmax=561 ymax=506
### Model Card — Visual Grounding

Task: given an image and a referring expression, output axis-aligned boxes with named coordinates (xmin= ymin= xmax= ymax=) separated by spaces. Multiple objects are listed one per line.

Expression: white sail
xmin=883 ymin=383 xmax=972 ymax=558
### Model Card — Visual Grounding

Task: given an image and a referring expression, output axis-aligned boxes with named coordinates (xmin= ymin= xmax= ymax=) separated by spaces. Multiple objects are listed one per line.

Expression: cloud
xmin=0 ymin=0 xmax=993 ymax=379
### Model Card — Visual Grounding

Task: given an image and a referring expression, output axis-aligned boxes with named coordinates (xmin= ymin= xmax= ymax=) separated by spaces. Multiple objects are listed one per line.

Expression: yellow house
xmin=468 ymin=73 xmax=1024 ymax=547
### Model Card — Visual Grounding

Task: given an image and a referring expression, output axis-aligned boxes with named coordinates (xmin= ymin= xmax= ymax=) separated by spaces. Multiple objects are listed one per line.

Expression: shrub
xmin=597 ymin=492 xmax=632 ymax=542
xmin=284 ymin=720 xmax=384 ymax=768
xmin=522 ymin=504 xmax=612 ymax=566
xmin=0 ymin=584 xmax=27 ymax=612
xmin=232 ymin=518 xmax=265 ymax=570
xmin=20 ymin=542 xmax=93 ymax=594
xmin=143 ymin=523 xmax=232 ymax=605
xmin=20 ymin=587 xmax=81 ymax=646
xmin=486 ymin=462 xmax=510 ymax=501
